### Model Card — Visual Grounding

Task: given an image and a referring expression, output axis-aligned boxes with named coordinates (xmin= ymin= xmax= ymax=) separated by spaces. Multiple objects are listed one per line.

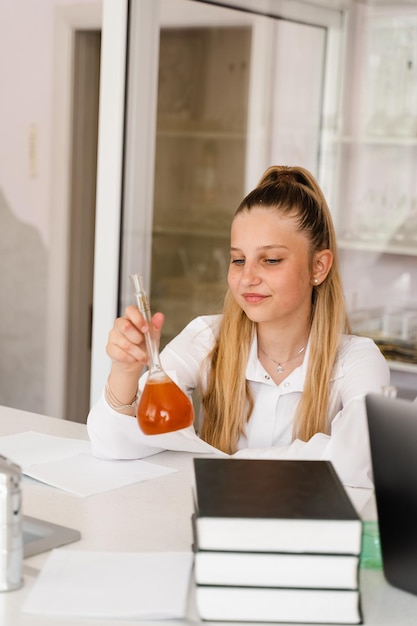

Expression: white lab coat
xmin=87 ymin=315 xmax=390 ymax=488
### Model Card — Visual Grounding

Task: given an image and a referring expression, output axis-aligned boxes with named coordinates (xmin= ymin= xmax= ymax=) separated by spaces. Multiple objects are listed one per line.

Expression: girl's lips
xmin=242 ymin=293 xmax=268 ymax=304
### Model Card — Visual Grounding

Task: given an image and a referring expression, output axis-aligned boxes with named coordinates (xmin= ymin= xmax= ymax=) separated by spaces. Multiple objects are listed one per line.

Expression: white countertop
xmin=0 ymin=404 xmax=416 ymax=625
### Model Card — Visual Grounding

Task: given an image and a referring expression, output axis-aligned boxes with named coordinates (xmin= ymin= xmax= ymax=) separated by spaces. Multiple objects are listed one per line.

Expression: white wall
xmin=0 ymin=0 xmax=99 ymax=244
xmin=0 ymin=0 xmax=100 ymax=415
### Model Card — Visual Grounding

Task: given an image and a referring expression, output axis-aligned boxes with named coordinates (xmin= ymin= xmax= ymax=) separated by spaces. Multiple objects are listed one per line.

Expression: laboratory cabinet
xmin=151 ymin=24 xmax=251 ymax=342
xmin=91 ymin=0 xmax=417 ymax=403
xmin=120 ymin=0 xmax=333 ymax=345
xmin=329 ymin=2 xmax=417 ymax=396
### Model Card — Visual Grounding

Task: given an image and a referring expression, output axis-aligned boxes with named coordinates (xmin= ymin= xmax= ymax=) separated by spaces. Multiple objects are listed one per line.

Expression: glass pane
xmin=333 ymin=3 xmax=417 ymax=375
xmin=152 ymin=24 xmax=251 ymax=345
xmin=121 ymin=0 xmax=328 ymax=350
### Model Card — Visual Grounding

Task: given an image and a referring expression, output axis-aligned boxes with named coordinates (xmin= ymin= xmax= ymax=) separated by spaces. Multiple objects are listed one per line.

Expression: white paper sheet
xmin=0 ymin=431 xmax=176 ymax=497
xmin=23 ymin=549 xmax=193 ymax=619
xmin=25 ymin=452 xmax=177 ymax=497
xmin=0 ymin=431 xmax=91 ymax=469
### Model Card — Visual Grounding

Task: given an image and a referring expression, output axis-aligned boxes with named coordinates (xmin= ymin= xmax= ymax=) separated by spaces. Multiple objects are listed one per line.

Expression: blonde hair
xmin=199 ymin=165 xmax=350 ymax=453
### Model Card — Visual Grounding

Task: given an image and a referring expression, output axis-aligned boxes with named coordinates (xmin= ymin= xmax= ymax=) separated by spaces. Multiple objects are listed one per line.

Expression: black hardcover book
xmin=193 ymin=458 xmax=362 ymax=554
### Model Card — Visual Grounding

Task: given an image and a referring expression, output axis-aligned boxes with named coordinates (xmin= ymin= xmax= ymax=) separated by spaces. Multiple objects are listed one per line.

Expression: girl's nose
xmin=241 ymin=262 xmax=261 ymax=285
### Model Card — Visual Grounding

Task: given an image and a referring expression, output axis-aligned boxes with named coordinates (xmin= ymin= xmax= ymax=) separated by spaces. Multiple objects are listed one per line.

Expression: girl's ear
xmin=311 ymin=249 xmax=333 ymax=286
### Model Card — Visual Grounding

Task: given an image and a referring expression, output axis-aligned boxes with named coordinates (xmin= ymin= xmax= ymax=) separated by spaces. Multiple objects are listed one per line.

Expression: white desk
xmin=1 ymin=404 xmax=416 ymax=626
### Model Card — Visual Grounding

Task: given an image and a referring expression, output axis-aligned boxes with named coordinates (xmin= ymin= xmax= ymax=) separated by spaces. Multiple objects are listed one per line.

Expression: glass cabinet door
xmin=329 ymin=1 xmax=417 ymax=395
xmin=91 ymin=0 xmax=417 ymax=402
xmin=150 ymin=23 xmax=251 ymax=345
xmin=119 ymin=0 xmax=336 ymax=349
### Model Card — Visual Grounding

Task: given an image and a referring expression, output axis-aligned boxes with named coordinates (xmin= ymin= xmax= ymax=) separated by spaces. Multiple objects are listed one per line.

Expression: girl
xmin=87 ymin=165 xmax=390 ymax=488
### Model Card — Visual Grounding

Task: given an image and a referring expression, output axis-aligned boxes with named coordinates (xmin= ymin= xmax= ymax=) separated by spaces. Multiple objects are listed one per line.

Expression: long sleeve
xmin=231 ymin=397 xmax=374 ymax=488
xmin=87 ymin=393 xmax=164 ymax=460
xmin=87 ymin=320 xmax=390 ymax=489
xmin=87 ymin=316 xmax=220 ymax=459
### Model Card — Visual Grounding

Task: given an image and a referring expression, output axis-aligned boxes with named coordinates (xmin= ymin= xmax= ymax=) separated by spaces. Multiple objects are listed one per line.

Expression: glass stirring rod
xmin=130 ymin=273 xmax=194 ymax=435
xmin=130 ymin=273 xmax=163 ymax=375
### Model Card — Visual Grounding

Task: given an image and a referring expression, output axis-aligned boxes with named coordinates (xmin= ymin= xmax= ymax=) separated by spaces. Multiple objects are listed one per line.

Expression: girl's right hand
xmin=106 ymin=305 xmax=165 ymax=376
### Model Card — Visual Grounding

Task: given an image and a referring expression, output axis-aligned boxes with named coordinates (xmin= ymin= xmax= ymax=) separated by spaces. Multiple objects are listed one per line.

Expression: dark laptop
xmin=366 ymin=392 xmax=417 ymax=595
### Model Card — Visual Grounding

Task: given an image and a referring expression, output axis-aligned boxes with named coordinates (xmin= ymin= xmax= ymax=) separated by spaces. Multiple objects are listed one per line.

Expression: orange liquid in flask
xmin=137 ymin=376 xmax=194 ymax=435
xmin=130 ymin=272 xmax=194 ymax=435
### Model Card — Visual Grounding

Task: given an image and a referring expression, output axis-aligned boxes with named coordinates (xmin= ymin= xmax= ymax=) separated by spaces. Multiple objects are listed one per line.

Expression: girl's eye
xmin=230 ymin=258 xmax=283 ymax=266
xmin=265 ymin=258 xmax=282 ymax=264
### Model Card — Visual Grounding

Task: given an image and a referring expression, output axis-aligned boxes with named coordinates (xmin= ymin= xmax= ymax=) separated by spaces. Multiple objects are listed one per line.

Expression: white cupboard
xmin=91 ymin=0 xmax=417 ymax=402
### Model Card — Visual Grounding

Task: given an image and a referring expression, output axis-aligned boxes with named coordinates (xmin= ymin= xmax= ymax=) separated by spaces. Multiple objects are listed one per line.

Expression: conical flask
xmin=130 ymin=273 xmax=194 ymax=435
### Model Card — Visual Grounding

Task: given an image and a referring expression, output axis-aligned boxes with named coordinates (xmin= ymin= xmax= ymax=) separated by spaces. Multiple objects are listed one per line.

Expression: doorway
xmin=46 ymin=6 xmax=102 ymax=422
xmin=65 ymin=30 xmax=101 ymax=422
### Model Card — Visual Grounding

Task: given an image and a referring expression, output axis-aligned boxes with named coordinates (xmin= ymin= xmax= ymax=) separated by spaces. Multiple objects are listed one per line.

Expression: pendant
xmin=276 ymin=364 xmax=284 ymax=374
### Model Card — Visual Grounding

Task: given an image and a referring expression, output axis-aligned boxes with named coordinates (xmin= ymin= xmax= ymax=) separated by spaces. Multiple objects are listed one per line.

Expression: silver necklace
xmin=259 ymin=344 xmax=306 ymax=374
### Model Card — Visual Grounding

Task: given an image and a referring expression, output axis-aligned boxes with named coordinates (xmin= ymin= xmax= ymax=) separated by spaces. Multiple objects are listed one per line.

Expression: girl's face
xmin=228 ymin=207 xmax=325 ymax=327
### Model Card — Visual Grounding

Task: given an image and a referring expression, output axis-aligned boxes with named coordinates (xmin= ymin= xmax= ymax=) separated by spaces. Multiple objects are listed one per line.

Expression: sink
xmin=23 ymin=515 xmax=81 ymax=558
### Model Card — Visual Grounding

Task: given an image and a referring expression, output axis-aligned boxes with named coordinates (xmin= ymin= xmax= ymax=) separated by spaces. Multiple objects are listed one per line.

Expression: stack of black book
xmin=192 ymin=458 xmax=363 ymax=624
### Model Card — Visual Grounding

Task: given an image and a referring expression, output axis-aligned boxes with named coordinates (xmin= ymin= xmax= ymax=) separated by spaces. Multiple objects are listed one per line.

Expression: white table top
xmin=0 ymin=404 xmax=416 ymax=625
